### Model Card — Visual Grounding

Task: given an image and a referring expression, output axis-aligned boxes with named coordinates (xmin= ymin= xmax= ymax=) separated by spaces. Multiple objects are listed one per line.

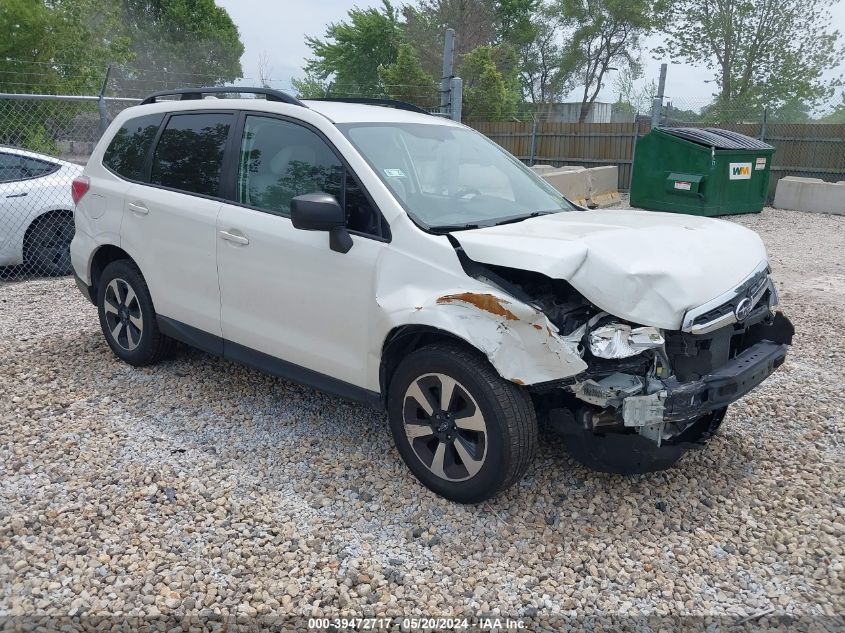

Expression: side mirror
xmin=290 ymin=192 xmax=353 ymax=253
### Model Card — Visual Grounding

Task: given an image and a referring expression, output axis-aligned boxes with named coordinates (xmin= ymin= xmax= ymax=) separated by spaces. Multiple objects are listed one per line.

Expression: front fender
xmin=378 ymin=287 xmax=587 ymax=385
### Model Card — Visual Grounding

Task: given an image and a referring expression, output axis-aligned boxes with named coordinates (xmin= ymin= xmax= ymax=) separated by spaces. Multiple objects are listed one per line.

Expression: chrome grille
xmin=682 ymin=264 xmax=775 ymax=335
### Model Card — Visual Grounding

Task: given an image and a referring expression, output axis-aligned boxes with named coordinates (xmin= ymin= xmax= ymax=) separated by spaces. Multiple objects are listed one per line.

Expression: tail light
xmin=71 ymin=176 xmax=90 ymax=205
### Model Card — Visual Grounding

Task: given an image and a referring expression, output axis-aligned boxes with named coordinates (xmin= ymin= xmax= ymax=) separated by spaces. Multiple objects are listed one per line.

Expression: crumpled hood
xmin=451 ymin=208 xmax=768 ymax=330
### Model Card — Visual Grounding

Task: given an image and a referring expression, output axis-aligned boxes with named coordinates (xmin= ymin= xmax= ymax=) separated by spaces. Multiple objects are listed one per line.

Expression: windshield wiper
xmin=429 ymin=223 xmax=481 ymax=233
xmin=490 ymin=211 xmax=555 ymax=227
xmin=430 ymin=211 xmax=557 ymax=233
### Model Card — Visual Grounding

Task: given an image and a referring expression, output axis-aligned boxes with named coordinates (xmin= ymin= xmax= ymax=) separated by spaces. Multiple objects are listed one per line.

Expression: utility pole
xmin=440 ymin=28 xmax=455 ymax=117
xmin=449 ymin=77 xmax=463 ymax=122
xmin=97 ymin=65 xmax=113 ymax=138
xmin=651 ymin=63 xmax=667 ymax=129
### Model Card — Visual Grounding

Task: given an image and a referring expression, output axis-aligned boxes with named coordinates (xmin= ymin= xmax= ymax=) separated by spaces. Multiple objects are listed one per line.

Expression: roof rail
xmin=139 ymin=87 xmax=305 ymax=107
xmin=308 ymin=97 xmax=431 ymax=115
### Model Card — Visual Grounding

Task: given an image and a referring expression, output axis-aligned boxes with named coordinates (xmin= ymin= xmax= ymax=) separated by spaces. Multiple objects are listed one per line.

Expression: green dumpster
xmin=630 ymin=127 xmax=775 ymax=216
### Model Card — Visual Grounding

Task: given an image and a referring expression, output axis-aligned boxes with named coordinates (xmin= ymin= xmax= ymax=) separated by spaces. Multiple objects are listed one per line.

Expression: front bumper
xmin=661 ymin=339 xmax=787 ymax=422
xmin=557 ymin=312 xmax=794 ymax=474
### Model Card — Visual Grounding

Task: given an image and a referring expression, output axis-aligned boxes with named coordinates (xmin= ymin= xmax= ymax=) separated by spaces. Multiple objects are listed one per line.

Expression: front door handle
xmin=127 ymin=202 xmax=149 ymax=216
xmin=218 ymin=230 xmax=249 ymax=246
xmin=6 ymin=192 xmax=28 ymax=199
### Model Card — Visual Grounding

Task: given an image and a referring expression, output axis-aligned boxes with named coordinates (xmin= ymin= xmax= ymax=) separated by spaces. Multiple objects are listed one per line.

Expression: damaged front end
xmin=463 ymin=258 xmax=794 ymax=474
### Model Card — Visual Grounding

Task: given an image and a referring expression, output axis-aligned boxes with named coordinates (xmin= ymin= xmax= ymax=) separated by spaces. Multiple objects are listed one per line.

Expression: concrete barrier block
xmin=774 ymin=177 xmax=845 ymax=216
xmin=586 ymin=166 xmax=620 ymax=207
xmin=539 ymin=166 xmax=589 ymax=206
xmin=531 ymin=165 xmax=557 ymax=176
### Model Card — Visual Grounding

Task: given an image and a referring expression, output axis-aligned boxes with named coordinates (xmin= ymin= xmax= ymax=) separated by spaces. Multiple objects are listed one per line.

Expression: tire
xmin=387 ymin=343 xmax=538 ymax=503
xmin=24 ymin=213 xmax=74 ymax=276
xmin=96 ymin=260 xmax=174 ymax=366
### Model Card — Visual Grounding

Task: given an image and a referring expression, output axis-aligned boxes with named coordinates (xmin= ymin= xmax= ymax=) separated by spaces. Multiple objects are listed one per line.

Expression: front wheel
xmin=387 ymin=344 xmax=538 ymax=503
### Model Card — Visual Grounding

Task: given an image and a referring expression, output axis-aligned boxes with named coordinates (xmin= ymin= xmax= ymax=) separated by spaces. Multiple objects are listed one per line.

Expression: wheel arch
xmin=88 ymin=244 xmax=140 ymax=297
xmin=377 ymin=288 xmax=588 ymax=403
xmin=380 ymin=325 xmax=484 ymax=407
xmin=21 ymin=208 xmax=74 ymax=259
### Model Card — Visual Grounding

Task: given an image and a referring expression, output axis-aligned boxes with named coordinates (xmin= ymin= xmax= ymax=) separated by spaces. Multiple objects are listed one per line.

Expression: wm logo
xmin=729 ymin=162 xmax=753 ymax=179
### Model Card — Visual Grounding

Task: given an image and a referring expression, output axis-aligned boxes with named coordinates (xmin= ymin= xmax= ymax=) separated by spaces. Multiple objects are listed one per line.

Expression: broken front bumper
xmin=660 ymin=340 xmax=787 ymax=422
xmin=557 ymin=313 xmax=794 ymax=474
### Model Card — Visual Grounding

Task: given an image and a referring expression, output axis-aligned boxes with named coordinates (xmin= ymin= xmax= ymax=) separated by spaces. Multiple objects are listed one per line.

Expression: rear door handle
xmin=127 ymin=202 xmax=149 ymax=215
xmin=6 ymin=192 xmax=27 ymax=199
xmin=218 ymin=230 xmax=249 ymax=246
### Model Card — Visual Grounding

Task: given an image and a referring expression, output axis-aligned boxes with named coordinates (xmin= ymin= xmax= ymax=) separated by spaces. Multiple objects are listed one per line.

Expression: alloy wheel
xmin=103 ymin=278 xmax=144 ymax=351
xmin=402 ymin=373 xmax=488 ymax=482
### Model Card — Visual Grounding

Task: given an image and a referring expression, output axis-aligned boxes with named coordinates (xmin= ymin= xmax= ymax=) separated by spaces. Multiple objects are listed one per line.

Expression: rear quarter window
xmin=102 ymin=113 xmax=164 ymax=181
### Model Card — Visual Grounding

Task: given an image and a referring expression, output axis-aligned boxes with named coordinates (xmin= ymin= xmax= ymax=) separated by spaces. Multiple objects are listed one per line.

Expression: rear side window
xmin=0 ymin=153 xmax=59 ymax=182
xmin=150 ymin=113 xmax=233 ymax=197
xmin=102 ymin=113 xmax=164 ymax=181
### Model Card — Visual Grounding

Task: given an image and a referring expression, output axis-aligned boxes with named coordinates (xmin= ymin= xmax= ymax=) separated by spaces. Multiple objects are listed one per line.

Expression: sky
xmin=216 ymin=0 xmax=845 ymax=113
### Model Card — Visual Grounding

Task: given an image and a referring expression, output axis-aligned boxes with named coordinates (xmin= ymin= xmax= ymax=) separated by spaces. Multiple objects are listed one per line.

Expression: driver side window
xmin=237 ymin=116 xmax=383 ymax=236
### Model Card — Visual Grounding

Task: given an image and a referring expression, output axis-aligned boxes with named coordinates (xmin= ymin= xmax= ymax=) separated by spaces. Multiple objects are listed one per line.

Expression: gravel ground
xmin=1 ymin=207 xmax=843 ymax=626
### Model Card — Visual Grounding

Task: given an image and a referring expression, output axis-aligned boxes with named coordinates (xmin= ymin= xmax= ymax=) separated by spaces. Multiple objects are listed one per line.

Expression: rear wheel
xmin=97 ymin=260 xmax=174 ymax=366
xmin=388 ymin=344 xmax=538 ymax=503
xmin=24 ymin=213 xmax=74 ymax=276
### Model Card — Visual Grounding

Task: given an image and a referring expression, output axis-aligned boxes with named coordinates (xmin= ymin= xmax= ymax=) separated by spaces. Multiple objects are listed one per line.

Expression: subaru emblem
xmin=734 ymin=297 xmax=753 ymax=322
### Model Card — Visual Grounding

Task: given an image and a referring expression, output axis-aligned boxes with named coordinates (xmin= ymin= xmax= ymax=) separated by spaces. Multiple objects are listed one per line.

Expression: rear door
xmin=120 ymin=111 xmax=234 ymax=339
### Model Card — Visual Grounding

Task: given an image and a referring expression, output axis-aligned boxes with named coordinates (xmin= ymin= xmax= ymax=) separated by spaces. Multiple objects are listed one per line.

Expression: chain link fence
xmin=0 ymin=94 xmax=139 ymax=281
xmin=3 ymin=62 xmax=844 ymax=280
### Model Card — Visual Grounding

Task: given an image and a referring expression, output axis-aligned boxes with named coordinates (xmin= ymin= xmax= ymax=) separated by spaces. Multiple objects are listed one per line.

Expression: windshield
xmin=337 ymin=122 xmax=576 ymax=231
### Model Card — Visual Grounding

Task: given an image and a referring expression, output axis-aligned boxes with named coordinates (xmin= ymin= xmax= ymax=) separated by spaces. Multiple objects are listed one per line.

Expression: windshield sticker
xmin=384 ymin=168 xmax=406 ymax=178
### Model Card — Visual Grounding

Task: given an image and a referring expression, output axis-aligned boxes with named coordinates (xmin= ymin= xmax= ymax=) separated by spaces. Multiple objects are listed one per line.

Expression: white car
xmin=71 ymin=88 xmax=793 ymax=503
xmin=0 ymin=146 xmax=82 ymax=274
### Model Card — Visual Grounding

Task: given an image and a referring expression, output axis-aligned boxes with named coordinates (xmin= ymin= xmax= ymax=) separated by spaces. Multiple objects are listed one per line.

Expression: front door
xmin=216 ymin=115 xmax=388 ymax=389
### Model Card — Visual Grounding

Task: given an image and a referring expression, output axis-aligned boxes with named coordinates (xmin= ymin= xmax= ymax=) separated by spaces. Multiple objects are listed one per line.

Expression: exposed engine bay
xmin=457 ymin=252 xmax=794 ymax=473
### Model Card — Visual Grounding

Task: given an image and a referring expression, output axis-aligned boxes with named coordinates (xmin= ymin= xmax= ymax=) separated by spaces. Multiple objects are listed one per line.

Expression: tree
xmin=291 ymin=73 xmax=330 ymax=99
xmin=257 ymin=51 xmax=273 ymax=88
xmin=820 ymin=93 xmax=845 ymax=124
xmin=555 ymin=0 xmax=667 ymax=123
xmin=0 ymin=0 xmax=131 ymax=151
xmin=378 ymin=43 xmax=438 ymax=108
xmin=516 ymin=3 xmax=576 ymax=110
xmin=768 ymin=97 xmax=812 ymax=123
xmin=612 ymin=71 xmax=656 ymax=120
xmin=659 ymin=0 xmax=844 ymax=118
xmin=459 ymin=45 xmax=520 ymax=120
xmin=0 ymin=0 xmax=130 ymax=94
xmin=302 ymin=0 xmax=402 ymax=96
xmin=495 ymin=0 xmax=540 ymax=47
xmin=401 ymin=0 xmax=497 ymax=78
xmin=117 ymin=0 xmax=244 ymax=93
xmin=0 ymin=0 xmax=243 ymax=150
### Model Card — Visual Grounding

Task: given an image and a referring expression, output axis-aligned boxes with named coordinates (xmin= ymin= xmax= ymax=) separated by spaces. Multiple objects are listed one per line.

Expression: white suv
xmin=71 ymin=88 xmax=793 ymax=503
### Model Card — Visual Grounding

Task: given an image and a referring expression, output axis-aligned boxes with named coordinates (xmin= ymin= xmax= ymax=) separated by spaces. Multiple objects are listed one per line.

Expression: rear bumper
xmin=661 ymin=339 xmax=788 ymax=422
xmin=74 ymin=272 xmax=95 ymax=305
